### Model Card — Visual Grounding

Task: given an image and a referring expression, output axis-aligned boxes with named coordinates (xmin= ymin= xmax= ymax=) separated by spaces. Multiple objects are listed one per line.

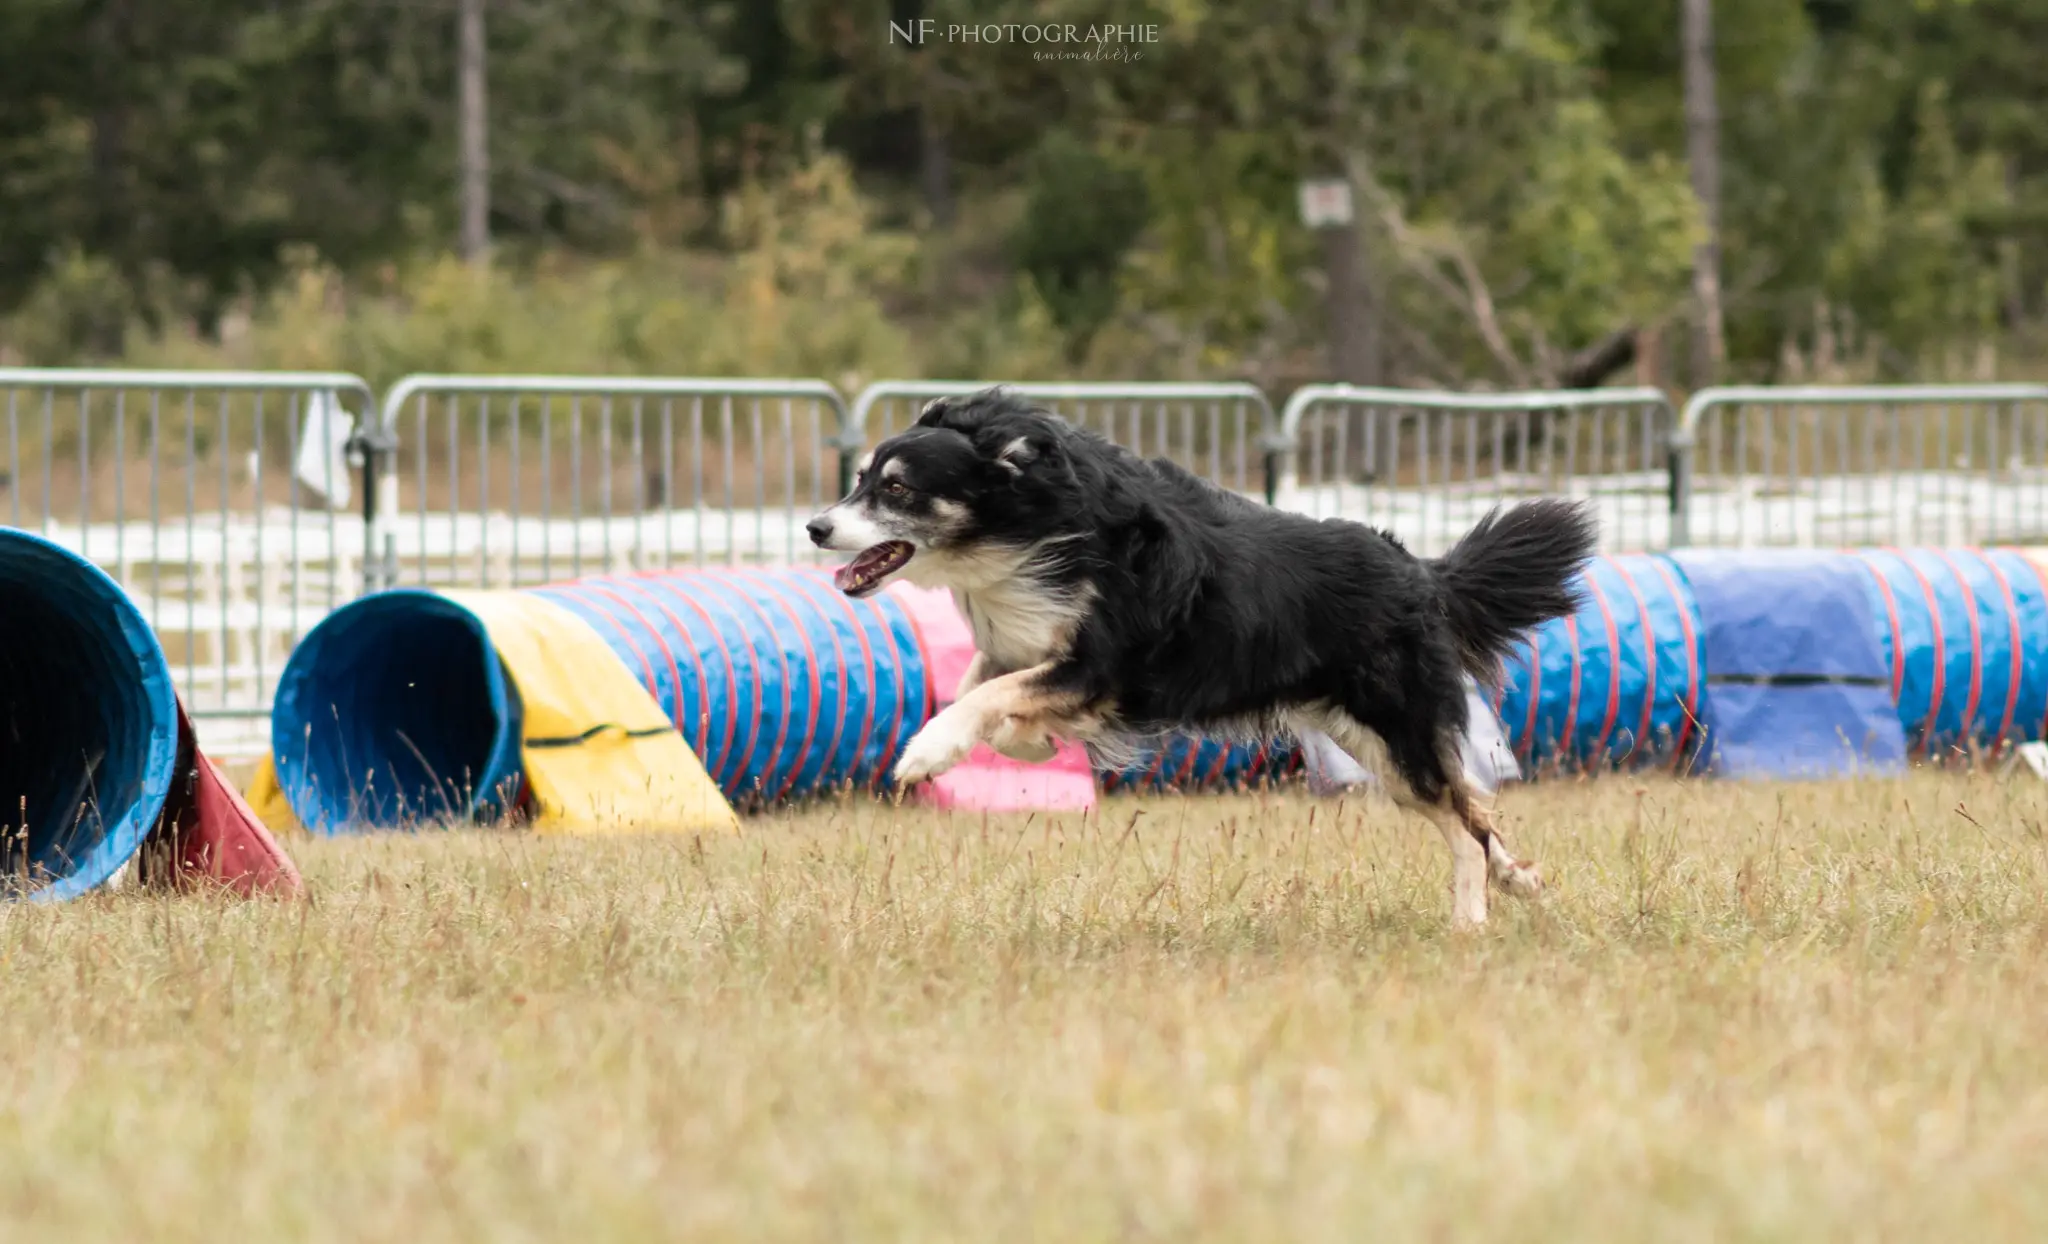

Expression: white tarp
xmin=293 ymin=389 xmax=354 ymax=510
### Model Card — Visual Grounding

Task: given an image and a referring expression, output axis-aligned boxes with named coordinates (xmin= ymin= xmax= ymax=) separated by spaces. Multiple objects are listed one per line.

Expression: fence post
xmin=347 ymin=414 xmax=397 ymax=593
xmin=1260 ymin=422 xmax=1293 ymax=506
xmin=1665 ymin=421 xmax=1693 ymax=549
xmin=829 ymin=420 xmax=861 ymax=499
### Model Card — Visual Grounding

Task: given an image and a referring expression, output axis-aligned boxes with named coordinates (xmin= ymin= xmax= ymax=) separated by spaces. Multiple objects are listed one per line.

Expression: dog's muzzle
xmin=809 ymin=508 xmax=914 ymax=598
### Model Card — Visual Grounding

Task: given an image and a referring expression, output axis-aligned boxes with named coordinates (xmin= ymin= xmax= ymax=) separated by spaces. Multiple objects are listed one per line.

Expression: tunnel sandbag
xmin=528 ymin=568 xmax=929 ymax=806
xmin=437 ymin=590 xmax=738 ymax=835
xmin=1668 ymin=550 xmax=1907 ymax=778
xmin=0 ymin=530 xmax=179 ymax=900
xmin=1495 ymin=554 xmax=1705 ymax=775
xmin=271 ymin=590 xmax=525 ymax=832
xmin=1846 ymin=548 xmax=2048 ymax=755
xmin=141 ymin=700 xmax=304 ymax=895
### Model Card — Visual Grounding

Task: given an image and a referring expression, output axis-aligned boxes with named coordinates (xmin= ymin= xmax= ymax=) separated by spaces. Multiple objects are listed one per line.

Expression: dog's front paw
xmin=892 ymin=718 xmax=977 ymax=787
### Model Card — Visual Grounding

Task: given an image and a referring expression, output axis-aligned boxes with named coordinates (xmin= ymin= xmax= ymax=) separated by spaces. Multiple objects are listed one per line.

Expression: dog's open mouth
xmin=834 ymin=541 xmax=913 ymax=597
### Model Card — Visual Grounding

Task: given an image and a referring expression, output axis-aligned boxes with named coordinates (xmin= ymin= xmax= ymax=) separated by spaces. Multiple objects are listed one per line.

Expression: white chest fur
xmin=953 ymin=579 xmax=1087 ymax=673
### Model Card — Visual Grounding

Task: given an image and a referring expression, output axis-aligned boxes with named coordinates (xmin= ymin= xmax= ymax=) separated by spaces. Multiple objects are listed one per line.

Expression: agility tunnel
xmin=1496 ymin=554 xmax=1707 ymax=776
xmin=1843 ymin=548 xmax=2048 ymax=757
xmin=0 ymin=529 xmax=300 ymax=900
xmin=265 ymin=546 xmax=2048 ymax=827
xmin=268 ymin=567 xmax=1303 ymax=832
xmin=1670 ymin=549 xmax=1907 ymax=778
xmin=269 ymin=567 xmax=925 ymax=832
xmin=1489 ymin=548 xmax=2048 ymax=779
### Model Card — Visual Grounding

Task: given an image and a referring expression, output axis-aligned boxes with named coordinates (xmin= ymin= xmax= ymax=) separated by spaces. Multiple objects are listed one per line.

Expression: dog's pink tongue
xmin=834 ymin=543 xmax=892 ymax=592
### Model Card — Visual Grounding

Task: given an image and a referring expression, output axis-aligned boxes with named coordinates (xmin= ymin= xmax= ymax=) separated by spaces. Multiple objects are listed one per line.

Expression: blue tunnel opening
xmin=0 ymin=531 xmax=178 ymax=900
xmin=271 ymin=591 xmax=524 ymax=832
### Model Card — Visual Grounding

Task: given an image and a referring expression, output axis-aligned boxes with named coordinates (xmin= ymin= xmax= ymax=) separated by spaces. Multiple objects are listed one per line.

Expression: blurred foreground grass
xmin=2 ymin=773 xmax=2047 ymax=1241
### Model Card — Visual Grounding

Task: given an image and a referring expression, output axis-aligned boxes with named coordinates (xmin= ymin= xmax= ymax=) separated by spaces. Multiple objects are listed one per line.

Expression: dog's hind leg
xmin=1412 ymin=797 xmax=1492 ymax=929
xmin=1316 ymin=711 xmax=1491 ymax=927
xmin=1323 ymin=708 xmax=1541 ymax=926
xmin=1449 ymin=780 xmax=1541 ymax=899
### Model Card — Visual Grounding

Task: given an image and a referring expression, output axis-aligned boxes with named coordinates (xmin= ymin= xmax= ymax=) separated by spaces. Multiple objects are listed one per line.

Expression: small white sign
xmin=1298 ymin=178 xmax=1354 ymax=228
xmin=2017 ymin=740 xmax=2048 ymax=780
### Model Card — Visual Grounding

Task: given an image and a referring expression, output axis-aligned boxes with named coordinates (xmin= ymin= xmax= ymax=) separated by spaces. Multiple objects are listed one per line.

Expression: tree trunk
xmin=919 ymin=108 xmax=955 ymax=229
xmin=1321 ymin=216 xmax=1381 ymax=385
xmin=2000 ymin=157 xmax=2026 ymax=328
xmin=88 ymin=0 xmax=135 ymax=354
xmin=458 ymin=0 xmax=490 ymax=264
xmin=1682 ymin=0 xmax=1724 ymax=386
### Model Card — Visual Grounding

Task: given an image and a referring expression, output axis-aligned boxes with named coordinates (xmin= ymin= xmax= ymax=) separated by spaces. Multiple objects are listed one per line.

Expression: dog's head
xmin=807 ymin=388 xmax=1078 ymax=597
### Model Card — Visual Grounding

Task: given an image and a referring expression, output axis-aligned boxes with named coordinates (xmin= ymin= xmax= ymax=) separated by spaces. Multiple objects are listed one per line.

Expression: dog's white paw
xmin=892 ymin=716 xmax=977 ymax=787
xmin=1492 ymin=857 xmax=1542 ymax=899
xmin=1486 ymin=843 xmax=1543 ymax=899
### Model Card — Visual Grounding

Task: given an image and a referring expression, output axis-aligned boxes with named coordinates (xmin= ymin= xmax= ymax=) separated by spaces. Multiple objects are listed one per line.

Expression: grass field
xmin=4 ymin=773 xmax=2048 ymax=1241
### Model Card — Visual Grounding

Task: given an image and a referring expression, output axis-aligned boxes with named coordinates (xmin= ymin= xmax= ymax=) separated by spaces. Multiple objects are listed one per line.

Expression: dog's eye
xmin=883 ymin=480 xmax=910 ymax=497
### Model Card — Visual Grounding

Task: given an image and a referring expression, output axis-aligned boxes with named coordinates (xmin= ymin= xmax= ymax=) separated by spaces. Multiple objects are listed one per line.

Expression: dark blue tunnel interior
xmin=0 ymin=531 xmax=178 ymax=900
xmin=271 ymin=591 xmax=524 ymax=832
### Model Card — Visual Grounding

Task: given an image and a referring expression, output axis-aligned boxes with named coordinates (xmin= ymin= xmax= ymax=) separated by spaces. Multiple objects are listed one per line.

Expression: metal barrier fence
xmin=15 ymin=367 xmax=2048 ymax=754
xmin=368 ymin=376 xmax=856 ymax=591
xmin=850 ymin=380 xmax=1280 ymax=501
xmin=1275 ymin=385 xmax=1681 ymax=555
xmin=0 ymin=367 xmax=378 ymax=751
xmin=1672 ymin=385 xmax=2048 ymax=547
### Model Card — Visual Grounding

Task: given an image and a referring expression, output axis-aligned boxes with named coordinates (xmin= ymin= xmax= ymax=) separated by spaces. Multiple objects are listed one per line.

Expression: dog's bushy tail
xmin=1431 ymin=498 xmax=1599 ymax=679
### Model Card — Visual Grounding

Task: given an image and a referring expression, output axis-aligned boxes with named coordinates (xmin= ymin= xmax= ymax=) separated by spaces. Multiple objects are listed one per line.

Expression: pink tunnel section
xmin=884 ymin=583 xmax=1099 ymax=814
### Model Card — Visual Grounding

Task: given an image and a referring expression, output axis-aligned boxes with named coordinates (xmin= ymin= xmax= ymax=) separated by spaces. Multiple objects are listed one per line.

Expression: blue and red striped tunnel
xmin=268 ymin=547 xmax=2048 ymax=829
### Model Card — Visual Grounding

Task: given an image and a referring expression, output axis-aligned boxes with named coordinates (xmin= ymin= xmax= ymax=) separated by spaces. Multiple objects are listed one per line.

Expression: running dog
xmin=805 ymin=388 xmax=1596 ymax=927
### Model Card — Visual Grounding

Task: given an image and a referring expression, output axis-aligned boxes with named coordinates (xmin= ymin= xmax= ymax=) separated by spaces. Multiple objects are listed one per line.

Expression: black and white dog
xmin=806 ymin=388 xmax=1597 ymax=927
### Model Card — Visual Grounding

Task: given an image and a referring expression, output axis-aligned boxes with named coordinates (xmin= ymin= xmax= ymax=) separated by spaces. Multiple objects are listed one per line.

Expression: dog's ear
xmin=914 ymin=388 xmax=1069 ymax=480
xmin=978 ymin=427 xmax=1064 ymax=479
xmin=992 ymin=435 xmax=1038 ymax=475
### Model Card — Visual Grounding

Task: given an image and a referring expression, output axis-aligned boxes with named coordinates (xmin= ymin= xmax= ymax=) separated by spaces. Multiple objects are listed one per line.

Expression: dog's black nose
xmin=805 ymin=516 xmax=833 ymax=546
